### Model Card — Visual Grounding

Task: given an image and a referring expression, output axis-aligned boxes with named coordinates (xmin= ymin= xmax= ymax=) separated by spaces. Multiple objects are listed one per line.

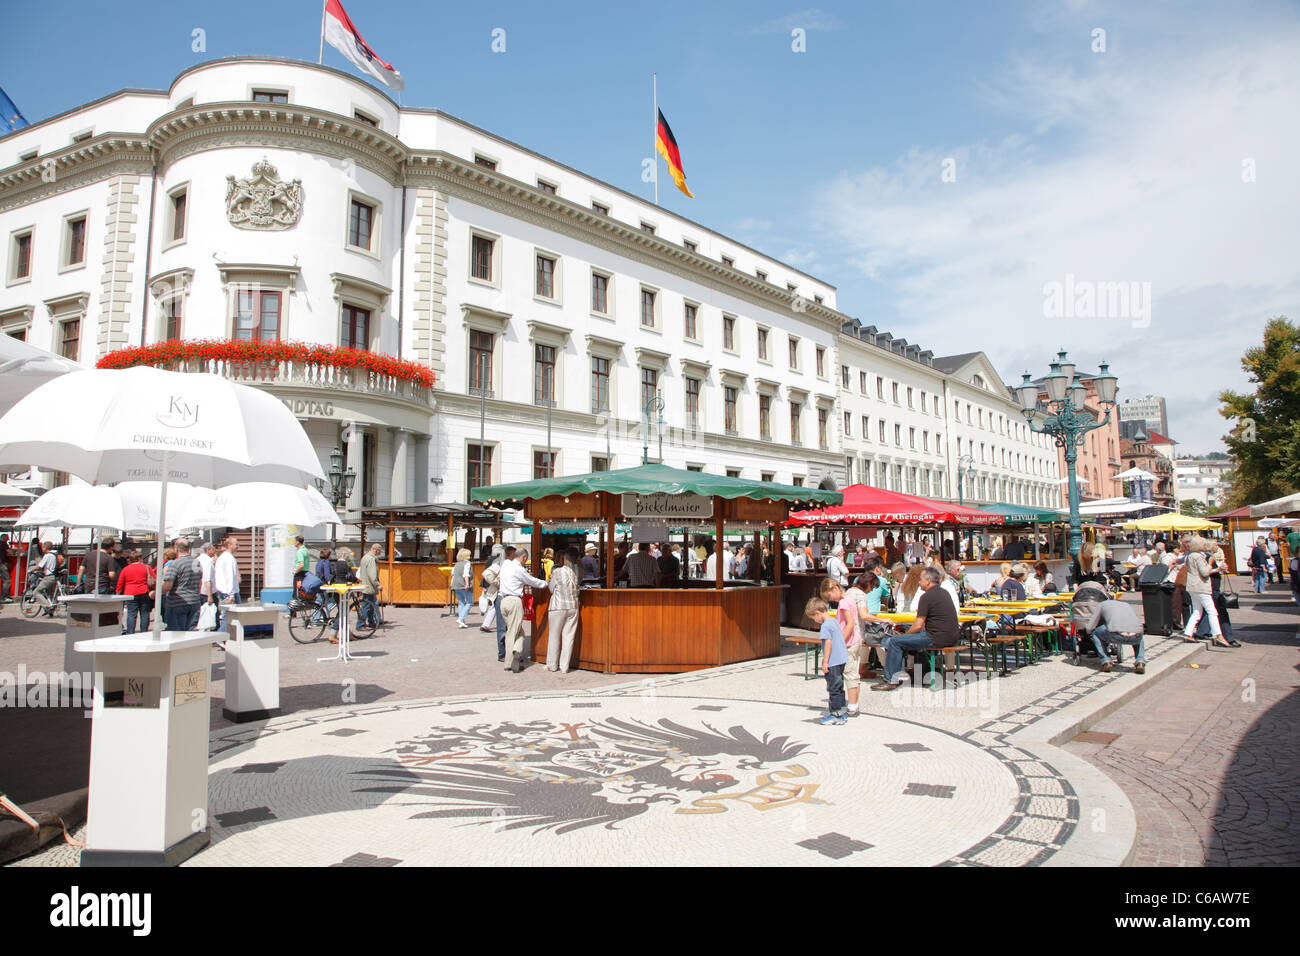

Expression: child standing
xmin=806 ymin=596 xmax=848 ymax=726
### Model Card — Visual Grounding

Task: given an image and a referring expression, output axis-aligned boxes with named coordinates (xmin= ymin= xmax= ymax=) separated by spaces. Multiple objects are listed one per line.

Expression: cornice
xmin=0 ymin=135 xmax=152 ymax=214
xmin=146 ymin=102 xmax=406 ymax=181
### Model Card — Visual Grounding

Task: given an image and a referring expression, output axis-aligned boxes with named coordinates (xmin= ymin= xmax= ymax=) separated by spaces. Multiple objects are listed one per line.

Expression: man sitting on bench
xmin=874 ymin=567 xmax=958 ymax=691
xmin=1085 ymin=598 xmax=1146 ymax=674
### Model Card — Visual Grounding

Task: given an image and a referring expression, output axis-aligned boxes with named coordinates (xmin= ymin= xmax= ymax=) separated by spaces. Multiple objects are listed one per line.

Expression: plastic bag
xmin=197 ymin=603 xmax=218 ymax=631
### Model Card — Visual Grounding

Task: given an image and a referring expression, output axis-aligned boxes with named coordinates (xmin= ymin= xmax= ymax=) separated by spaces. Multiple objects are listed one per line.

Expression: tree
xmin=1219 ymin=316 xmax=1300 ymax=506
xmin=1180 ymin=499 xmax=1209 ymax=517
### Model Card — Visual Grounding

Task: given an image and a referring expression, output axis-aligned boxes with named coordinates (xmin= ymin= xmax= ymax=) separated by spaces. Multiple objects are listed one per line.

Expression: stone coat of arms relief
xmin=225 ymin=158 xmax=304 ymax=230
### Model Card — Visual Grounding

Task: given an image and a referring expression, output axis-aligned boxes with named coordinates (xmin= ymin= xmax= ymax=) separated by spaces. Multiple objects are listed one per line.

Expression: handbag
xmin=197 ymin=603 xmax=218 ymax=631
xmin=522 ymin=591 xmax=535 ymax=622
xmin=1221 ymin=575 xmax=1239 ymax=609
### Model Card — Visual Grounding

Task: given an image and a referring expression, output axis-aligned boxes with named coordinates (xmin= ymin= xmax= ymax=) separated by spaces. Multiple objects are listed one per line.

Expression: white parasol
xmin=0 ymin=335 xmax=82 ymax=418
xmin=16 ymin=481 xmax=196 ymax=533
xmin=0 ymin=366 xmax=324 ymax=636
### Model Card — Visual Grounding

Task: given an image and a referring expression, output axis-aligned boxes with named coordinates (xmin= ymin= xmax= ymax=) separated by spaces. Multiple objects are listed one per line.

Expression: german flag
xmin=656 ymin=109 xmax=694 ymax=198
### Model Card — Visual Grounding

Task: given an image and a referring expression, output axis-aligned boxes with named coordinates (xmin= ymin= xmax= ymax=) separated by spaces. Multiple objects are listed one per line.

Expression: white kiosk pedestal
xmin=75 ymin=632 xmax=212 ymax=867
xmin=223 ymin=604 xmax=282 ymax=723
xmin=63 ymin=594 xmax=129 ymax=675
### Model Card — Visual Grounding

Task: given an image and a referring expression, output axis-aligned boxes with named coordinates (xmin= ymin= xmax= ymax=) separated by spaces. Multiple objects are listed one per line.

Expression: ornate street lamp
xmin=1016 ymin=355 xmax=1119 ymax=560
xmin=314 ymin=444 xmax=356 ymax=550
xmin=642 ymin=394 xmax=665 ymax=465
xmin=956 ymin=453 xmax=976 ymax=505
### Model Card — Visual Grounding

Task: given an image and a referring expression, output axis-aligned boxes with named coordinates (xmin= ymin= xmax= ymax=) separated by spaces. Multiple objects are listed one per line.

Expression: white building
xmin=1 ymin=55 xmax=1058 ymax=530
xmin=1175 ymin=457 xmax=1232 ymax=510
xmin=1118 ymin=394 xmax=1168 ymax=437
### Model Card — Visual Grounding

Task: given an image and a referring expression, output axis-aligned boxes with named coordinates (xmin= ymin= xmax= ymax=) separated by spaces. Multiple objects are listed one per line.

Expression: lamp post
xmin=314 ymin=444 xmax=357 ymax=551
xmin=1015 ymin=351 xmax=1118 ymax=561
xmin=642 ymin=394 xmax=665 ymax=465
xmin=956 ymin=453 xmax=975 ymax=558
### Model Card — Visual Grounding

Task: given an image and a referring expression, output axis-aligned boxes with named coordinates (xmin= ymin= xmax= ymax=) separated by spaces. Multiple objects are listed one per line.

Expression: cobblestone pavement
xmin=10 ymin=591 xmax=1208 ymax=867
xmin=1063 ymin=585 xmax=1300 ymax=866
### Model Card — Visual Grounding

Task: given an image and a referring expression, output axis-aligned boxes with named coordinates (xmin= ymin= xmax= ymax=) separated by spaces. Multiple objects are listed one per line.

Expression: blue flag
xmin=0 ymin=86 xmax=29 ymax=134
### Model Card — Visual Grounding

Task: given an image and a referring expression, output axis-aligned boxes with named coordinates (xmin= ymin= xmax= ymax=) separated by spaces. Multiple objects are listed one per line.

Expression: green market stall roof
xmin=978 ymin=502 xmax=1063 ymax=524
xmin=471 ymin=463 xmax=843 ymax=511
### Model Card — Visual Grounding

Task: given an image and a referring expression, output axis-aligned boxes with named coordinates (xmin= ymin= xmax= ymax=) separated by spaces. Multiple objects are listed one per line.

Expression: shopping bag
xmin=197 ymin=603 xmax=218 ymax=631
xmin=522 ymin=591 xmax=534 ymax=622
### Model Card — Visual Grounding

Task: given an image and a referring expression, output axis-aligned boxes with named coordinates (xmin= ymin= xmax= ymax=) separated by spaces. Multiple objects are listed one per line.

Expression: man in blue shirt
xmin=805 ymin=596 xmax=848 ymax=725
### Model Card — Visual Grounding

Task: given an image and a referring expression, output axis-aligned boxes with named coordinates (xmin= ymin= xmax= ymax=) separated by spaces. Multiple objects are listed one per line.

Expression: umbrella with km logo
xmin=0 ymin=366 xmax=324 ymax=635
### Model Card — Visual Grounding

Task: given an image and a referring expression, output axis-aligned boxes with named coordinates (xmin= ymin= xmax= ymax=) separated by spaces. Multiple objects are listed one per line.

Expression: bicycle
xmin=20 ymin=571 xmax=70 ymax=620
xmin=287 ymin=587 xmax=379 ymax=644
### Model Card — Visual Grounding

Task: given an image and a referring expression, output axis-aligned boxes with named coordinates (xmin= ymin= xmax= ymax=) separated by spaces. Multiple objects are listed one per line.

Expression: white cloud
xmin=817 ymin=6 xmax=1300 ymax=452
xmin=743 ymin=9 xmax=845 ymax=36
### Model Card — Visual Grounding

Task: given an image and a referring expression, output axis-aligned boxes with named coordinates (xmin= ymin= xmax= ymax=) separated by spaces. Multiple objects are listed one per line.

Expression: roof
xmin=978 ymin=502 xmax=1062 ymax=523
xmin=472 ymin=464 xmax=842 ymax=511
xmin=359 ymin=502 xmax=512 ymax=526
xmin=930 ymin=352 xmax=982 ymax=374
xmin=1145 ymin=430 xmax=1175 ymax=445
xmin=1209 ymin=506 xmax=1252 ymax=520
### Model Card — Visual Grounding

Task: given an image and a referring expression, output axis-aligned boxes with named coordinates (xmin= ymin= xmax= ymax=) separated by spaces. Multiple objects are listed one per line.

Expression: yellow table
xmin=317 ymin=583 xmax=373 ymax=663
xmin=877 ymin=611 xmax=994 ymax=624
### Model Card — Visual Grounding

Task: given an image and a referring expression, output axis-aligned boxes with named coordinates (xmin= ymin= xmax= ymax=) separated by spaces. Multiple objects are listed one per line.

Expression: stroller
xmin=1069 ymin=581 xmax=1110 ymax=665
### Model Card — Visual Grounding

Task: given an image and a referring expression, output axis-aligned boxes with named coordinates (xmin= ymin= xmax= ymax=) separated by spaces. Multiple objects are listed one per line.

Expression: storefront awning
xmin=978 ymin=502 xmax=1062 ymax=524
xmin=786 ymin=484 xmax=1000 ymax=526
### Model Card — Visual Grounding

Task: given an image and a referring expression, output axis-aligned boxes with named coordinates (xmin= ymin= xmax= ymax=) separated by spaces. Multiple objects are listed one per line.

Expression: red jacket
xmin=115 ymin=563 xmax=155 ymax=596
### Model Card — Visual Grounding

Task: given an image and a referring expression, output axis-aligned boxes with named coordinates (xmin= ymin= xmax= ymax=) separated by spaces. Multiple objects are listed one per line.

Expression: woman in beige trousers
xmin=547 ymin=547 xmax=581 ymax=673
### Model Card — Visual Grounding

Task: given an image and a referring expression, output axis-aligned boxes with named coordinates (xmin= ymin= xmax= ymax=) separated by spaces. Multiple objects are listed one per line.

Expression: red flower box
xmin=97 ymin=339 xmax=436 ymax=389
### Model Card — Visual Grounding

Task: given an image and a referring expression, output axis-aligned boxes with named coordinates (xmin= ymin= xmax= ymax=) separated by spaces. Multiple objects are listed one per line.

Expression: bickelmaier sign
xmin=621 ymin=492 xmax=713 ymax=519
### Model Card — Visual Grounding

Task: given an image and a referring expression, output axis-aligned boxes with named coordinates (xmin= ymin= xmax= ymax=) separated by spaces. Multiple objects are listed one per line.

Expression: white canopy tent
xmin=1249 ymin=492 xmax=1300 ymax=518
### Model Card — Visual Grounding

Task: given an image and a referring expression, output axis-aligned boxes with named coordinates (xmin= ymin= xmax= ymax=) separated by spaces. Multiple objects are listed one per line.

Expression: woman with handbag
xmin=115 ymin=550 xmax=155 ymax=634
xmin=451 ymin=548 xmax=474 ymax=628
xmin=1208 ymin=541 xmax=1241 ymax=646
xmin=1183 ymin=537 xmax=1233 ymax=648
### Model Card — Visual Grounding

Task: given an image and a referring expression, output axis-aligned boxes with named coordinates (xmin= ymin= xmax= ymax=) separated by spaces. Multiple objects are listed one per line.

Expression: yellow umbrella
xmin=1120 ymin=513 xmax=1220 ymax=532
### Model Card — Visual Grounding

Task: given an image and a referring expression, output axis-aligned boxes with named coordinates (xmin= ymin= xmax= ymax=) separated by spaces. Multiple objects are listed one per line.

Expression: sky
xmin=3 ymin=0 xmax=1296 ymax=454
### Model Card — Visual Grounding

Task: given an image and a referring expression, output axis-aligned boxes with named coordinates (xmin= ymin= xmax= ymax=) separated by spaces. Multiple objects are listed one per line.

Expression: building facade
xmin=2 ymin=56 xmax=1066 ymax=530
xmin=1175 ymin=457 xmax=1232 ymax=510
xmin=1118 ymin=394 xmax=1168 ymax=438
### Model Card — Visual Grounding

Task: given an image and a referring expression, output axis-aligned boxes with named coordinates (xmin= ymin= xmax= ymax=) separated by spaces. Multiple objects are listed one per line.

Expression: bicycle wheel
xmin=287 ymin=603 xmax=328 ymax=644
xmin=20 ymin=592 xmax=42 ymax=619
xmin=350 ymin=594 xmax=378 ymax=640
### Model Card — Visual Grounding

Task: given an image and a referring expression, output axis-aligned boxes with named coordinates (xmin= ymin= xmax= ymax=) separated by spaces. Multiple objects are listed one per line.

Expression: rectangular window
xmin=469 ymin=330 xmax=493 ymax=396
xmin=843 ymin=411 xmax=852 ymax=436
xmin=164 ymin=298 xmax=182 ymax=341
xmin=788 ymin=337 xmax=799 ymax=369
xmin=471 ymin=234 xmax=493 ymax=281
xmin=840 ymin=365 xmax=849 ymax=388
xmin=640 ymin=288 xmax=656 ymax=328
xmin=233 ymin=290 xmax=280 ymax=341
xmin=920 ymin=390 xmax=927 ymax=413
xmin=590 ymin=356 xmax=610 ymax=413
xmin=909 ymin=427 xmax=916 ymax=449
xmin=892 ymin=382 xmax=900 ymax=404
xmin=535 ymin=254 xmax=555 ymax=298
xmin=724 ymin=386 xmax=738 ymax=434
xmin=341 ymin=305 xmax=370 ymax=350
xmin=467 ymin=443 xmax=493 ymax=500
xmin=792 ymin=476 xmax=804 ymax=487
xmin=640 ymin=222 xmax=656 ymax=235
xmin=907 ymin=387 xmax=914 ymax=408
xmin=640 ymin=366 xmax=658 ymax=410
xmin=252 ymin=90 xmax=288 ymax=103
xmin=348 ymin=199 xmax=374 ymax=250
xmin=818 ymin=408 xmax=829 ymax=448
xmin=761 ymin=472 xmax=774 ymax=483
xmin=537 ymin=179 xmax=557 ymax=195
xmin=860 ymin=371 xmax=868 ymax=394
xmin=755 ymin=269 xmax=767 ymax=282
xmin=683 ymin=302 xmax=697 ymax=339
xmin=816 ymin=347 xmax=826 ymax=378
xmin=683 ymin=239 xmax=697 ymax=252
xmin=11 ymin=231 xmax=32 ymax=280
xmin=591 ymin=456 xmax=609 ymax=472
xmin=934 ymin=396 xmax=941 ymax=416
xmin=877 ymin=377 xmax=885 ymax=400
xmin=726 ymin=468 xmax=741 ymax=479
xmin=723 ymin=315 xmax=735 ymax=351
xmin=354 ymin=110 xmax=378 ymax=127
xmin=757 ymin=328 xmax=769 ymax=361
xmin=878 ymin=420 xmax=886 ymax=443
xmin=592 ymin=201 xmax=609 ymax=215
xmin=684 ymin=377 xmax=700 ymax=428
xmin=533 ymin=450 xmax=554 ymax=479
xmin=59 ymin=319 xmax=79 ymax=361
xmin=790 ymin=403 xmax=802 ymax=445
xmin=362 ymin=431 xmax=377 ymax=507
xmin=759 ymin=394 xmax=772 ymax=439
xmin=534 ymin=344 xmax=556 ymax=406
xmin=922 ymin=431 xmax=930 ymax=452
xmin=65 ymin=216 xmax=86 ymax=267
xmin=861 ymin=415 xmax=869 ymax=438
xmin=894 ymin=424 xmax=902 ymax=446
xmin=474 ymin=155 xmax=497 ymax=171
xmin=721 ymin=255 xmax=734 ymax=267
xmin=170 ymin=189 xmax=187 ymax=243
xmin=591 ymin=271 xmax=609 ymax=313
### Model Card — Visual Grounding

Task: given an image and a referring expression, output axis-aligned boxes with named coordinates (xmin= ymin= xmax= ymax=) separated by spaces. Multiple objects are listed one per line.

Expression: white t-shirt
xmin=705 ymin=551 xmax=735 ymax=581
xmin=198 ymin=552 xmax=215 ymax=594
xmin=940 ymin=577 xmax=961 ymax=615
xmin=215 ymin=550 xmax=238 ymax=595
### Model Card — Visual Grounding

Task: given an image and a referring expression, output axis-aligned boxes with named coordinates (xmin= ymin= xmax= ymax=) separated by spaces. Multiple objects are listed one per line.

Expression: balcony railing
xmin=153 ymin=355 xmax=435 ymax=408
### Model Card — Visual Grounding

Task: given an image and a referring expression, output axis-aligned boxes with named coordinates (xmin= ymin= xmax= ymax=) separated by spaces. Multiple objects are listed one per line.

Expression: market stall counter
xmin=473 ymin=464 xmax=841 ymax=674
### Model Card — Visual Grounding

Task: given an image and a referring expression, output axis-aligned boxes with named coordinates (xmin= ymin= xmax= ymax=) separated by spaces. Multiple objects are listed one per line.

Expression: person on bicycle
xmin=31 ymin=540 xmax=59 ymax=612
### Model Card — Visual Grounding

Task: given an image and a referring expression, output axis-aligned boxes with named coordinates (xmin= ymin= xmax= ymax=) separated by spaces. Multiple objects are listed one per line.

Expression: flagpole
xmin=652 ymin=73 xmax=659 ymax=206
xmin=318 ymin=0 xmax=327 ymax=64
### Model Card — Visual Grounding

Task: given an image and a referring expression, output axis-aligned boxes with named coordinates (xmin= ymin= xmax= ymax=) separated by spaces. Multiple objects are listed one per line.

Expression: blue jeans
xmin=1091 ymin=624 xmax=1145 ymax=664
xmin=1252 ymin=568 xmax=1266 ymax=592
xmin=885 ymin=631 xmax=934 ymax=683
xmin=123 ymin=594 xmax=151 ymax=633
xmin=165 ymin=603 xmax=200 ymax=632
xmin=825 ymin=663 xmax=846 ymax=715
xmin=216 ymin=591 xmax=237 ymax=630
xmin=494 ymin=595 xmax=507 ymax=658
xmin=359 ymin=592 xmax=380 ymax=628
xmin=454 ymin=588 xmax=472 ymax=623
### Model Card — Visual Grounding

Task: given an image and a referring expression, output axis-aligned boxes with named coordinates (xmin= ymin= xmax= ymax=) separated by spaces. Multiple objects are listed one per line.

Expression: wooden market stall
xmin=472 ymin=464 xmax=841 ymax=674
xmin=358 ymin=503 xmax=514 ymax=606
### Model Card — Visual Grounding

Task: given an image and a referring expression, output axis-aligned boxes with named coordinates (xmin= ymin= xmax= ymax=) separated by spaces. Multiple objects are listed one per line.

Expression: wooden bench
xmin=1013 ymin=622 xmax=1062 ymax=660
xmin=785 ymin=634 xmax=822 ymax=680
xmin=922 ymin=643 xmax=971 ymax=688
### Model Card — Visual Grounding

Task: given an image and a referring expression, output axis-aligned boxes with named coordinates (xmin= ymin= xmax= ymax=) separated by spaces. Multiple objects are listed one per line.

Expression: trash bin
xmin=223 ymin=605 xmax=282 ymax=722
xmin=1138 ymin=565 xmax=1175 ymax=636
